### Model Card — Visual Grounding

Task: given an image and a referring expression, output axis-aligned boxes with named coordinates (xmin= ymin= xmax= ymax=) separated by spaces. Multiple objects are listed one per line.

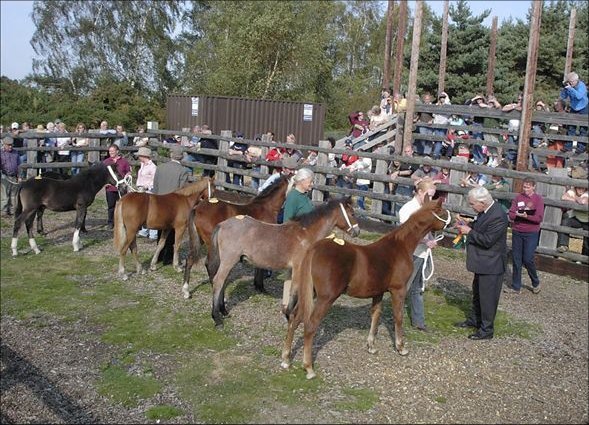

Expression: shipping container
xmin=166 ymin=95 xmax=325 ymax=145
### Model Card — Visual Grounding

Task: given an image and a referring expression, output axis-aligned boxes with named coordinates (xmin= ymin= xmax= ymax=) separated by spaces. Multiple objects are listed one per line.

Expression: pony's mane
xmin=174 ymin=179 xmax=208 ymax=196
xmin=290 ymin=197 xmax=351 ymax=227
xmin=69 ymin=163 xmax=108 ymax=183
xmin=255 ymin=175 xmax=288 ymax=200
xmin=393 ymin=200 xmax=443 ymax=240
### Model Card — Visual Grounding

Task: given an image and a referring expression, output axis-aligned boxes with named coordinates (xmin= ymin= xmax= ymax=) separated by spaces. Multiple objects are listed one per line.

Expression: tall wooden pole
xmin=486 ymin=16 xmax=498 ymax=97
xmin=564 ymin=7 xmax=576 ymax=80
xmin=383 ymin=0 xmax=395 ymax=90
xmin=402 ymin=0 xmax=423 ymax=151
xmin=515 ymin=0 xmax=542 ymax=186
xmin=392 ymin=0 xmax=407 ymax=97
xmin=437 ymin=0 xmax=449 ymax=95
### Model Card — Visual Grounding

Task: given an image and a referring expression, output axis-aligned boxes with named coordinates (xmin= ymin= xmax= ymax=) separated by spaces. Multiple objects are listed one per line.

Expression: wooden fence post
xmin=216 ymin=130 xmax=232 ymax=187
xmin=88 ymin=130 xmax=99 ymax=164
xmin=26 ymin=138 xmax=38 ymax=179
xmin=538 ymin=167 xmax=568 ymax=250
xmin=372 ymin=146 xmax=389 ymax=215
xmin=448 ymin=156 xmax=467 ymax=208
xmin=259 ymin=133 xmax=271 ymax=188
xmin=312 ymin=140 xmax=330 ymax=203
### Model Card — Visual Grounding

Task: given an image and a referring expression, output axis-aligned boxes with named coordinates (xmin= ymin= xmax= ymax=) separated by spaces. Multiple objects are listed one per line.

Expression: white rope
xmin=421 ymin=209 xmax=451 ymax=289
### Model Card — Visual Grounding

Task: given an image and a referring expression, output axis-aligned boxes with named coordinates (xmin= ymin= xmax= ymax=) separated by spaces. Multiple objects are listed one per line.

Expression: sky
xmin=0 ymin=0 xmax=532 ymax=81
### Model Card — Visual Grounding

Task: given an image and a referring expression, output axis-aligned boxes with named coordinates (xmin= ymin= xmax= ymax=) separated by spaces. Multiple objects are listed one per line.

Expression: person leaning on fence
xmin=557 ymin=165 xmax=589 ymax=257
xmin=399 ymin=178 xmax=440 ymax=332
xmin=560 ymin=72 xmax=588 ymax=155
xmin=226 ymin=131 xmax=249 ymax=186
xmin=71 ymin=122 xmax=89 ymax=175
xmin=504 ymin=177 xmax=544 ymax=295
xmin=194 ymin=125 xmax=218 ymax=178
xmin=391 ymin=144 xmax=418 ymax=216
xmin=1 ymin=136 xmax=20 ymax=217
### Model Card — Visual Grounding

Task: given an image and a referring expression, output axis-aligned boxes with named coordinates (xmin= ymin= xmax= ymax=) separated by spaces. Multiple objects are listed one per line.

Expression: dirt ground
xmin=1 ymin=199 xmax=588 ymax=424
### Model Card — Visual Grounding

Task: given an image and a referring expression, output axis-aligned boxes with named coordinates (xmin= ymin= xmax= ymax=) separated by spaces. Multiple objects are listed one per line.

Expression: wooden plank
xmin=437 ymin=0 xmax=449 ymax=95
xmin=371 ymin=146 xmax=389 ymax=215
xmin=448 ymin=156 xmax=468 ymax=208
xmin=538 ymin=167 xmax=568 ymax=249
xmin=564 ymin=8 xmax=576 ymax=79
xmin=402 ymin=0 xmax=423 ymax=151
xmin=312 ymin=140 xmax=330 ymax=203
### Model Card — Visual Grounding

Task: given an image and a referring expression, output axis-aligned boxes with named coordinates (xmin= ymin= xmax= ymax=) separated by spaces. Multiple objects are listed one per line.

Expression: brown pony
xmin=182 ymin=175 xmax=290 ymax=299
xmin=113 ymin=177 xmax=214 ymax=279
xmin=206 ymin=197 xmax=360 ymax=327
xmin=281 ymin=198 xmax=451 ymax=379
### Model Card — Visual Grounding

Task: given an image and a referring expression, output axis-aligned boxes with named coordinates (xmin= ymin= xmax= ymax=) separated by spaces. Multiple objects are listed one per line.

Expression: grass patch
xmin=145 ymin=405 xmax=184 ymax=420
xmin=176 ymin=354 xmax=322 ymax=423
xmin=98 ymin=363 xmax=161 ymax=407
xmin=335 ymin=387 xmax=379 ymax=412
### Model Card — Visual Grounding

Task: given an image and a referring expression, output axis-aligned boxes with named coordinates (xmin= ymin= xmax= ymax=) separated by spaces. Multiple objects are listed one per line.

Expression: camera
xmin=562 ymin=80 xmax=569 ymax=88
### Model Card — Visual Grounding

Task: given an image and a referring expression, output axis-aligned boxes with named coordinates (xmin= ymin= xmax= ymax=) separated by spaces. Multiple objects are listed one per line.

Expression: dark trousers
xmin=468 ymin=273 xmax=503 ymax=337
xmin=511 ymin=230 xmax=540 ymax=290
xmin=105 ymin=190 xmax=120 ymax=226
xmin=157 ymin=230 xmax=175 ymax=265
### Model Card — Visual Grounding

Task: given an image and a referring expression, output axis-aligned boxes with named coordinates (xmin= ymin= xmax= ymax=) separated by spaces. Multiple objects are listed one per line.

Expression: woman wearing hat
xmin=135 ymin=147 xmax=158 ymax=239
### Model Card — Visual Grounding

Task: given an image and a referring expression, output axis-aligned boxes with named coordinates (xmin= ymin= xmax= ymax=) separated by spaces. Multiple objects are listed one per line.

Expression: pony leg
xmin=73 ymin=206 xmax=87 ymax=251
xmin=129 ymin=239 xmax=143 ymax=275
xmin=390 ymin=290 xmax=409 ymax=356
xmin=303 ymin=297 xmax=336 ymax=380
xmin=211 ymin=258 xmax=239 ymax=328
xmin=150 ymin=230 xmax=170 ymax=271
xmin=172 ymin=228 xmax=185 ymax=273
xmin=182 ymin=235 xmax=203 ymax=299
xmin=281 ymin=302 xmax=302 ymax=369
xmin=24 ymin=211 xmax=41 ymax=255
xmin=367 ymin=295 xmax=384 ymax=354
xmin=36 ymin=206 xmax=45 ymax=235
xmin=12 ymin=209 xmax=37 ymax=256
xmin=253 ymin=268 xmax=266 ymax=293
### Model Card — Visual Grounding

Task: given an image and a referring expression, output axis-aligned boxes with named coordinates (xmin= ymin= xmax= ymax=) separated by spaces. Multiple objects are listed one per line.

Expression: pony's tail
xmin=299 ymin=252 xmax=315 ymax=325
xmin=207 ymin=225 xmax=221 ymax=281
xmin=187 ymin=206 xmax=202 ymax=265
xmin=113 ymin=201 xmax=125 ymax=251
xmin=14 ymin=183 xmax=23 ymax=217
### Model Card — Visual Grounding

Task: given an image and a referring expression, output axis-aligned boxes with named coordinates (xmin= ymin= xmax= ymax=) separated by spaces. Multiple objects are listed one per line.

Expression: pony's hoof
xmin=174 ymin=266 xmax=183 ymax=273
xmin=120 ymin=274 xmax=129 ymax=281
xmin=306 ymin=370 xmax=316 ymax=380
xmin=183 ymin=292 xmax=191 ymax=299
xmin=280 ymin=361 xmax=290 ymax=369
xmin=398 ymin=347 xmax=409 ymax=356
xmin=368 ymin=347 xmax=377 ymax=354
xmin=149 ymin=265 xmax=157 ymax=272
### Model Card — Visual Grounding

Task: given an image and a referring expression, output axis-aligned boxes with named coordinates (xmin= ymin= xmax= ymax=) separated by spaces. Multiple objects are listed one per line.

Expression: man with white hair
xmin=454 ymin=186 xmax=508 ymax=340
xmin=560 ymin=71 xmax=588 ymax=154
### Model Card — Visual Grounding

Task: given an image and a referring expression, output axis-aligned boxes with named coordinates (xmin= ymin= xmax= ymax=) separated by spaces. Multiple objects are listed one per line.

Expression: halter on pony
xmin=421 ymin=209 xmax=451 ymax=286
xmin=106 ymin=165 xmax=135 ymax=194
xmin=339 ymin=202 xmax=359 ymax=233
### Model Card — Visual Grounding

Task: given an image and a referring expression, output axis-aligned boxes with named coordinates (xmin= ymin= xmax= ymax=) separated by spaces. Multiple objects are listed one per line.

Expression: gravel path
xmin=1 ymin=204 xmax=587 ymax=424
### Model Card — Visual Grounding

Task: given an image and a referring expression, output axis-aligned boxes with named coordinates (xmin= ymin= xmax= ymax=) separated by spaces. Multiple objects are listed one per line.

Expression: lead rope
xmin=421 ymin=210 xmax=452 ymax=289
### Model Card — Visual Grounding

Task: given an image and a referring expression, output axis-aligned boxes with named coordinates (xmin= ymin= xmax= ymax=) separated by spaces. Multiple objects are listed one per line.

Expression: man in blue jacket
xmin=560 ymin=71 xmax=588 ymax=154
xmin=454 ymin=186 xmax=509 ymax=340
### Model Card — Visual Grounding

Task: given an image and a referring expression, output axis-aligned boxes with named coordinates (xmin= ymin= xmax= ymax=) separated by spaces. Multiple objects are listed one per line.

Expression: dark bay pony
xmin=113 ymin=177 xmax=214 ymax=278
xmin=11 ymin=163 xmax=127 ymax=256
xmin=206 ymin=197 xmax=360 ymax=327
xmin=182 ymin=175 xmax=290 ymax=299
xmin=281 ymin=198 xmax=451 ymax=379
xmin=27 ymin=172 xmax=91 ymax=235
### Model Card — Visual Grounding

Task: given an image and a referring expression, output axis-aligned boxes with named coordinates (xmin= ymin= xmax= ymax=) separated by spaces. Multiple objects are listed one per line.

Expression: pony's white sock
xmin=11 ymin=238 xmax=18 ymax=256
xmin=28 ymin=238 xmax=41 ymax=254
xmin=72 ymin=229 xmax=81 ymax=251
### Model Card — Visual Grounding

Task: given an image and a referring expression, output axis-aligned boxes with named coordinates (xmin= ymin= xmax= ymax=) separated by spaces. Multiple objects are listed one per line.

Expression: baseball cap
xmin=11 ymin=122 xmax=19 ymax=130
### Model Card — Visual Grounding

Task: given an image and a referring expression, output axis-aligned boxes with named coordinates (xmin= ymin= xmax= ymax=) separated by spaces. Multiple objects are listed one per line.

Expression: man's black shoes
xmin=468 ymin=332 xmax=493 ymax=340
xmin=454 ymin=321 xmax=477 ymax=329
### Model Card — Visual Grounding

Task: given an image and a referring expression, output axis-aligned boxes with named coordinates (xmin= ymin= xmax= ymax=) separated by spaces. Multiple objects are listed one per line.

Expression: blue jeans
xmin=406 ymin=256 xmax=425 ymax=328
xmin=355 ymin=183 xmax=368 ymax=210
xmin=416 ymin=126 xmax=433 ymax=155
xmin=565 ymin=104 xmax=588 ymax=154
xmin=511 ymin=230 xmax=540 ymax=291
xmin=432 ymin=129 xmax=447 ymax=159
xmin=530 ymin=125 xmax=543 ymax=170
xmin=71 ymin=151 xmax=84 ymax=175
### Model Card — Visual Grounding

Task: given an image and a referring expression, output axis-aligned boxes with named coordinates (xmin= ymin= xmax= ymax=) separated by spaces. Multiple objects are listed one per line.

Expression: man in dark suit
xmin=153 ymin=145 xmax=190 ymax=264
xmin=454 ymin=186 xmax=508 ymax=340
